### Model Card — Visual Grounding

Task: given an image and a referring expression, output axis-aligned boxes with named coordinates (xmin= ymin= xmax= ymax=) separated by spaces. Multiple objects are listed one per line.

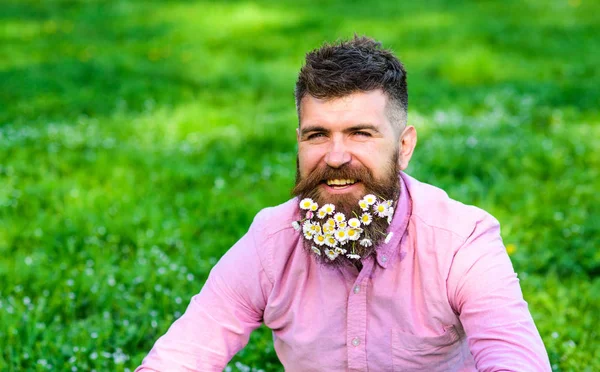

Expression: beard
xmin=292 ymin=154 xmax=400 ymax=267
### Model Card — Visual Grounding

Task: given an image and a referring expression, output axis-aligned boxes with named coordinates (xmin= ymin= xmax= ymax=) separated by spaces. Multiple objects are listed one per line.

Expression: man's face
xmin=294 ymin=90 xmax=401 ymax=214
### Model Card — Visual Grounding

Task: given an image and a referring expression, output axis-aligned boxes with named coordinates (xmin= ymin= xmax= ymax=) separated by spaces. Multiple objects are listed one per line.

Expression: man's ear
xmin=397 ymin=125 xmax=417 ymax=171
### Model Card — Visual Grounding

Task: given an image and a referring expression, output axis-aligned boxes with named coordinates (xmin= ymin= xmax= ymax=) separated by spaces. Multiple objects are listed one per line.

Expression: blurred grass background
xmin=1 ymin=0 xmax=599 ymax=371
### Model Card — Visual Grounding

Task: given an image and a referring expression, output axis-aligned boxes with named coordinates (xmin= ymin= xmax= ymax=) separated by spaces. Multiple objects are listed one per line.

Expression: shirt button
xmin=381 ymin=255 xmax=388 ymax=262
xmin=351 ymin=337 xmax=361 ymax=347
xmin=353 ymin=285 xmax=360 ymax=294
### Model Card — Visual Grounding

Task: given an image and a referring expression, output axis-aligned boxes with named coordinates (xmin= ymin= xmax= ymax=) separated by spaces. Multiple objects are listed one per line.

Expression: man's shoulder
xmin=250 ymin=197 xmax=300 ymax=238
xmin=402 ymin=173 xmax=498 ymax=240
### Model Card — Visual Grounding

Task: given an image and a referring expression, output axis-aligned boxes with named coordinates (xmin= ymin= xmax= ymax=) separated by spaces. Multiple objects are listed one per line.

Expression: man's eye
xmin=354 ymin=131 xmax=371 ymax=137
xmin=307 ymin=133 xmax=326 ymax=139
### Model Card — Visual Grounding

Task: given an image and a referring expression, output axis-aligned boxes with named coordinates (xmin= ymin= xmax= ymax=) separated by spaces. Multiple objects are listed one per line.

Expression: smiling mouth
xmin=324 ymin=178 xmax=358 ymax=189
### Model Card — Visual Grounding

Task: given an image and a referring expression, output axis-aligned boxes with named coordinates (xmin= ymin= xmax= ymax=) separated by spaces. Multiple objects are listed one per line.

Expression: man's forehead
xmin=299 ymin=90 xmax=388 ymax=125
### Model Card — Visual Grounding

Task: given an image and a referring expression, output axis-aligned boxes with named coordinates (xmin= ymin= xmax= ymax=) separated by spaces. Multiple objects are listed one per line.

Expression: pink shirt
xmin=136 ymin=173 xmax=551 ymax=371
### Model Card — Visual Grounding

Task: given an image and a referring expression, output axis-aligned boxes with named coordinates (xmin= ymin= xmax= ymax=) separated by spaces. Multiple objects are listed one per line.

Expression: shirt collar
xmin=375 ymin=172 xmax=412 ymax=269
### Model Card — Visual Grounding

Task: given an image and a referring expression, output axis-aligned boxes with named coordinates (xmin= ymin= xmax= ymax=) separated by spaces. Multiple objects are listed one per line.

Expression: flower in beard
xmin=324 ymin=234 xmax=338 ymax=248
xmin=294 ymin=194 xmax=396 ymax=265
xmin=359 ymin=199 xmax=369 ymax=211
xmin=313 ymin=233 xmax=326 ymax=246
xmin=360 ymin=213 xmax=372 ymax=226
xmin=334 ymin=229 xmax=349 ymax=244
xmin=333 ymin=212 xmax=345 ymax=224
xmin=300 ymin=198 xmax=314 ymax=210
xmin=374 ymin=202 xmax=389 ymax=217
xmin=304 ymin=229 xmax=315 ymax=240
xmin=325 ymin=218 xmax=336 ymax=229
xmin=335 ymin=247 xmax=347 ymax=255
xmin=347 ymin=228 xmax=362 ymax=241
xmin=321 ymin=204 xmax=335 ymax=215
xmin=348 ymin=218 xmax=360 ymax=229
xmin=324 ymin=248 xmax=338 ymax=261
xmin=360 ymin=238 xmax=372 ymax=247
xmin=364 ymin=194 xmax=377 ymax=206
xmin=317 ymin=209 xmax=327 ymax=219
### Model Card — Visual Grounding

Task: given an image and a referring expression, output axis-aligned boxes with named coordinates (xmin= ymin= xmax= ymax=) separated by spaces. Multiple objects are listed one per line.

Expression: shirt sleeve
xmin=135 ymin=214 xmax=274 ymax=372
xmin=446 ymin=213 xmax=551 ymax=372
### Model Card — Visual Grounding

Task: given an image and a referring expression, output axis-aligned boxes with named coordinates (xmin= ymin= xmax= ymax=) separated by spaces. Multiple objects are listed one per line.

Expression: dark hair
xmin=295 ymin=36 xmax=408 ymax=131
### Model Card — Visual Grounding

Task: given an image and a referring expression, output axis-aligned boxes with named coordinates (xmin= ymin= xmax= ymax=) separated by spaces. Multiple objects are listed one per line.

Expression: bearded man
xmin=136 ymin=36 xmax=551 ymax=371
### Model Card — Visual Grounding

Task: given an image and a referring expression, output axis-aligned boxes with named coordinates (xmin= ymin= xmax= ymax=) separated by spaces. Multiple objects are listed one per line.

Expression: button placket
xmin=346 ymin=258 xmax=373 ymax=370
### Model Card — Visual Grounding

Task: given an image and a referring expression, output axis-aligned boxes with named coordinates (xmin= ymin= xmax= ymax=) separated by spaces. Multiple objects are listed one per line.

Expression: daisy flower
xmin=317 ymin=209 xmax=327 ymax=219
xmin=304 ymin=230 xmax=314 ymax=240
xmin=347 ymin=228 xmax=361 ymax=241
xmin=337 ymin=221 xmax=347 ymax=229
xmin=310 ymin=202 xmax=319 ymax=211
xmin=311 ymin=246 xmax=321 ymax=256
xmin=358 ymin=199 xmax=369 ymax=211
xmin=364 ymin=194 xmax=377 ymax=205
xmin=291 ymin=221 xmax=301 ymax=231
xmin=325 ymin=218 xmax=336 ymax=228
xmin=348 ymin=218 xmax=360 ymax=229
xmin=374 ymin=202 xmax=388 ymax=217
xmin=322 ymin=204 xmax=335 ymax=215
xmin=333 ymin=212 xmax=345 ymax=224
xmin=334 ymin=229 xmax=348 ymax=243
xmin=385 ymin=232 xmax=394 ymax=244
xmin=324 ymin=235 xmax=337 ymax=248
xmin=360 ymin=238 xmax=372 ymax=247
xmin=302 ymin=220 xmax=313 ymax=233
xmin=300 ymin=198 xmax=314 ymax=210
xmin=313 ymin=233 xmax=326 ymax=246
xmin=324 ymin=248 xmax=339 ymax=261
xmin=346 ymin=253 xmax=361 ymax=260
xmin=322 ymin=224 xmax=333 ymax=234
xmin=360 ymin=213 xmax=372 ymax=226
xmin=335 ymin=247 xmax=347 ymax=255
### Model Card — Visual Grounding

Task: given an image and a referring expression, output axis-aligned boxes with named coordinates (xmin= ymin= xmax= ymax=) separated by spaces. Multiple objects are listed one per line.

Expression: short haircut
xmin=295 ymin=36 xmax=408 ymax=132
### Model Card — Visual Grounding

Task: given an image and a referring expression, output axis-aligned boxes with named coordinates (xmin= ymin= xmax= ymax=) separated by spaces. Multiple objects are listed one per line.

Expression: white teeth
xmin=326 ymin=179 xmax=356 ymax=186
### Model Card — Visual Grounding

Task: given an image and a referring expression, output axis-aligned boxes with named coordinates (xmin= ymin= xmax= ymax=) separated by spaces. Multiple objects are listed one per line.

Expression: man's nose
xmin=324 ymin=140 xmax=351 ymax=168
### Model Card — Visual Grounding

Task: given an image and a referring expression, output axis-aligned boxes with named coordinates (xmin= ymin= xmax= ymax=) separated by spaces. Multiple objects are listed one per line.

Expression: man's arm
xmin=136 ymin=216 xmax=273 ymax=371
xmin=446 ymin=214 xmax=551 ymax=372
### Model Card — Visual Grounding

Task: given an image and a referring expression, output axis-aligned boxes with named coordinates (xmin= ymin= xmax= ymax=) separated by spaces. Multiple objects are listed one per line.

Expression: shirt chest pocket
xmin=391 ymin=325 xmax=465 ymax=372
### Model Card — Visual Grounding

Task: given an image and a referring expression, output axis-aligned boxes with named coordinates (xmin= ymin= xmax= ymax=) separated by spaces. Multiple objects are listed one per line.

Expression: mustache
xmin=292 ymin=164 xmax=375 ymax=196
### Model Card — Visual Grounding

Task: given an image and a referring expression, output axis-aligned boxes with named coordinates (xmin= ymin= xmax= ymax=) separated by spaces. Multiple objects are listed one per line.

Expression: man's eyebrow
xmin=300 ymin=124 xmax=380 ymax=136
xmin=344 ymin=124 xmax=380 ymax=133
xmin=299 ymin=125 xmax=329 ymax=136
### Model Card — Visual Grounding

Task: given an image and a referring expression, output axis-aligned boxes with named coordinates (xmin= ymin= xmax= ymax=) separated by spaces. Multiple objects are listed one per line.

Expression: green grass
xmin=1 ymin=0 xmax=599 ymax=370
